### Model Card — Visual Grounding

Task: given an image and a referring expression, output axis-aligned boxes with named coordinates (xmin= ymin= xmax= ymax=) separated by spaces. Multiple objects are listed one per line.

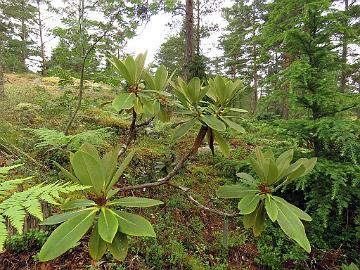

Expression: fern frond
xmin=3 ymin=206 xmax=26 ymax=233
xmin=0 ymin=215 xmax=7 ymax=251
xmin=28 ymin=128 xmax=113 ymax=151
xmin=0 ymin=177 xmax=33 ymax=197
xmin=0 ymin=164 xmax=23 ymax=175
xmin=0 ymin=181 xmax=89 ymax=234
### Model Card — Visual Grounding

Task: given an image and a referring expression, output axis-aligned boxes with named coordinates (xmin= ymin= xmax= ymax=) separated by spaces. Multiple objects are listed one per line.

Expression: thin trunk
xmin=340 ymin=0 xmax=349 ymax=92
xmin=64 ymin=0 xmax=85 ymax=135
xmin=64 ymin=61 xmax=85 ymax=135
xmin=251 ymin=1 xmax=258 ymax=113
xmin=20 ymin=6 xmax=27 ymax=71
xmin=196 ymin=0 xmax=200 ymax=55
xmin=64 ymin=0 xmax=109 ymax=134
xmin=37 ymin=0 xmax=47 ymax=75
xmin=0 ymin=65 xmax=5 ymax=98
xmin=184 ymin=0 xmax=194 ymax=80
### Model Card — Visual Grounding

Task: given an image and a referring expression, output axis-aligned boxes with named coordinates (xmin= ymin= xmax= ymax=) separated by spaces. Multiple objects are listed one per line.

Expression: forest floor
xmin=0 ymin=73 xmax=344 ymax=270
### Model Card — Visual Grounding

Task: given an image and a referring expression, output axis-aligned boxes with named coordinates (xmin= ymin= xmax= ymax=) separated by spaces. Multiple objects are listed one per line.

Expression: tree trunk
xmin=251 ymin=1 xmax=258 ymax=113
xmin=184 ymin=0 xmax=194 ymax=80
xmin=340 ymin=0 xmax=349 ymax=92
xmin=196 ymin=0 xmax=200 ymax=55
xmin=37 ymin=0 xmax=47 ymax=75
xmin=64 ymin=0 xmax=85 ymax=135
xmin=0 ymin=65 xmax=5 ymax=98
xmin=20 ymin=0 xmax=28 ymax=71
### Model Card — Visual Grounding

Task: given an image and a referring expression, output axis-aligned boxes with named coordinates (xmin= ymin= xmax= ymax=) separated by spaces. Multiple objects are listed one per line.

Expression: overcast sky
xmin=125 ymin=1 xmax=233 ymax=64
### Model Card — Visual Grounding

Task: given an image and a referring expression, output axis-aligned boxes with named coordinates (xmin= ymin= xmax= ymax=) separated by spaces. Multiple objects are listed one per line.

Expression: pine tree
xmin=0 ymin=0 xmax=38 ymax=72
xmin=220 ymin=0 xmax=267 ymax=112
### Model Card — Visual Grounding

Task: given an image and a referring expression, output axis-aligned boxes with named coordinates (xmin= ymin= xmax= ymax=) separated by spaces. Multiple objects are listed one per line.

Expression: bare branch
xmin=118 ymin=109 xmax=137 ymax=157
xmin=119 ymin=125 xmax=208 ymax=190
xmin=167 ymin=182 xmax=238 ymax=217
xmin=136 ymin=117 xmax=155 ymax=128
xmin=116 ymin=124 xmax=235 ymax=217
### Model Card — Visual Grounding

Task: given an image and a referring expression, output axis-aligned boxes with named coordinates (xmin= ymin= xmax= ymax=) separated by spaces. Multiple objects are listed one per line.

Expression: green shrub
xmin=29 ymin=127 xmax=114 ymax=151
xmin=6 ymin=230 xmax=48 ymax=253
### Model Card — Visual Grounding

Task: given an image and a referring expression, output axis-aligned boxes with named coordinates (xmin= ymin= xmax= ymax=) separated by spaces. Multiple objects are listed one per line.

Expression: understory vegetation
xmin=0 ymin=0 xmax=359 ymax=269
xmin=0 ymin=70 xmax=358 ymax=269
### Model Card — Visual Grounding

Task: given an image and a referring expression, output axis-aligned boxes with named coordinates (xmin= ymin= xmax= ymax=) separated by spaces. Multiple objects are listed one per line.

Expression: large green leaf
xmin=142 ymin=97 xmax=156 ymax=115
xmin=79 ymin=143 xmax=100 ymax=160
xmin=108 ymin=55 xmax=132 ymax=82
xmin=253 ymin=203 xmax=266 ymax=237
xmin=62 ymin=199 xmax=96 ymax=210
xmin=217 ymin=185 xmax=258 ymax=198
xmin=89 ymin=224 xmax=107 ymax=261
xmin=115 ymin=211 xmax=156 ymax=237
xmin=266 ymin=159 xmax=279 ymax=185
xmin=276 ymin=199 xmax=311 ymax=252
xmin=265 ymin=195 xmax=278 ymax=222
xmin=236 ymin=172 xmax=259 ymax=187
xmin=125 ymin=56 xmax=137 ymax=83
xmin=213 ymin=130 xmax=230 ymax=156
xmin=133 ymin=97 xmax=143 ymax=114
xmin=135 ymin=52 xmax=147 ymax=81
xmin=299 ymin=158 xmax=317 ymax=177
xmin=214 ymin=75 xmax=227 ymax=103
xmin=154 ymin=65 xmax=168 ymax=91
xmin=41 ymin=209 xmax=94 ymax=225
xmin=201 ymin=115 xmax=226 ymax=131
xmin=108 ymin=150 xmax=135 ymax=190
xmin=71 ymin=150 xmax=105 ymax=195
xmin=187 ymin=77 xmax=201 ymax=103
xmin=221 ymin=117 xmax=245 ymax=133
xmin=111 ymin=197 xmax=163 ymax=208
xmin=98 ymin=208 xmax=119 ymax=243
xmin=159 ymin=106 xmax=170 ymax=122
xmin=249 ymin=157 xmax=265 ymax=181
xmin=276 ymin=149 xmax=294 ymax=175
xmin=143 ymin=71 xmax=156 ymax=90
xmin=286 ymin=164 xmax=306 ymax=181
xmin=102 ymin=147 xmax=119 ymax=186
xmin=112 ymin=92 xmax=136 ymax=111
xmin=39 ymin=209 xmax=97 ymax=261
xmin=238 ymin=194 xmax=260 ymax=215
xmin=279 ymin=158 xmax=305 ymax=180
xmin=107 ymin=232 xmax=128 ymax=261
xmin=174 ymin=88 xmax=190 ymax=108
xmin=229 ymin=108 xmax=248 ymax=113
xmin=243 ymin=210 xmax=257 ymax=229
xmin=173 ymin=118 xmax=197 ymax=140
xmin=272 ymin=196 xmax=312 ymax=221
xmin=53 ymin=161 xmax=79 ymax=183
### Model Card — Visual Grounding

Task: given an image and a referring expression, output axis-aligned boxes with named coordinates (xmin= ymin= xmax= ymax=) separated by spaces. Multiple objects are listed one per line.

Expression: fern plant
xmin=217 ymin=147 xmax=317 ymax=252
xmin=0 ymin=164 xmax=87 ymax=251
xmin=38 ymin=143 xmax=163 ymax=262
xmin=29 ymin=128 xmax=113 ymax=151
